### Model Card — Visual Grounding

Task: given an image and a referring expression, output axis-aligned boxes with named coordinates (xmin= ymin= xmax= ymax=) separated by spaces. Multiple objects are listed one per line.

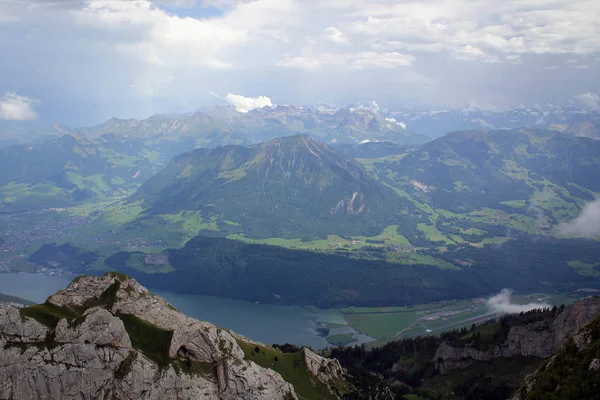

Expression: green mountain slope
xmin=367 ymin=129 xmax=600 ymax=237
xmin=128 ymin=134 xmax=407 ymax=239
xmin=0 ymin=134 xmax=158 ymax=211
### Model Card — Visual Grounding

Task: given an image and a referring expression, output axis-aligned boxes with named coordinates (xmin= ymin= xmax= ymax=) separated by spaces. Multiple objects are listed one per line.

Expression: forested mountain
xmin=129 ymin=134 xmax=406 ymax=238
xmin=106 ymin=236 xmax=600 ymax=307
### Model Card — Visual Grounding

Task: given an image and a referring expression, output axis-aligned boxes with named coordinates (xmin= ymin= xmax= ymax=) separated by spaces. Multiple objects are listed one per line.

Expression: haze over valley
xmin=2 ymin=1 xmax=600 ymax=399
xmin=2 ymin=101 xmax=600 ymax=308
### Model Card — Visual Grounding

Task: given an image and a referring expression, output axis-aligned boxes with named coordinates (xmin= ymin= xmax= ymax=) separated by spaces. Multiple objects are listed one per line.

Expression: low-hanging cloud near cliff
xmin=487 ymin=289 xmax=550 ymax=314
xmin=558 ymin=198 xmax=600 ymax=238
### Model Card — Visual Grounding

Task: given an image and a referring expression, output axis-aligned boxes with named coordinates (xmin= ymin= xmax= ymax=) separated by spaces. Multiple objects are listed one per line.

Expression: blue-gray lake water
xmin=0 ymin=273 xmax=360 ymax=349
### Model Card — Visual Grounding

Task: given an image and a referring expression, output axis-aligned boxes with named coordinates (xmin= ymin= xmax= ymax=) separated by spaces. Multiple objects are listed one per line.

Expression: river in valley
xmin=0 ymin=273 xmax=368 ymax=349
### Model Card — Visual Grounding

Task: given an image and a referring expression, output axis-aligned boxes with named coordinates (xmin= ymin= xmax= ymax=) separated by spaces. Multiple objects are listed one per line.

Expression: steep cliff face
xmin=434 ymin=297 xmax=600 ymax=374
xmin=511 ymin=315 xmax=600 ymax=400
xmin=0 ymin=273 xmax=347 ymax=400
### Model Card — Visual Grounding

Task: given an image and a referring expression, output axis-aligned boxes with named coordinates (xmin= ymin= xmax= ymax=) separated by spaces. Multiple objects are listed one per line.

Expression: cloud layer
xmin=559 ymin=199 xmax=600 ymax=238
xmin=0 ymin=92 xmax=38 ymax=121
xmin=487 ymin=289 xmax=550 ymax=314
xmin=0 ymin=0 xmax=599 ymax=123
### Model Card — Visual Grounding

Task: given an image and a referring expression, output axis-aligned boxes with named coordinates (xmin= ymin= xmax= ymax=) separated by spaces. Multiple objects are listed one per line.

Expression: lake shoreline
xmin=0 ymin=272 xmax=368 ymax=349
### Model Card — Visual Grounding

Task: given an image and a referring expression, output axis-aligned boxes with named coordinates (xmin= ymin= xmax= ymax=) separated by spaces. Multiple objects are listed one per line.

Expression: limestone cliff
xmin=510 ymin=314 xmax=600 ymax=400
xmin=434 ymin=297 xmax=600 ymax=374
xmin=0 ymin=273 xmax=348 ymax=400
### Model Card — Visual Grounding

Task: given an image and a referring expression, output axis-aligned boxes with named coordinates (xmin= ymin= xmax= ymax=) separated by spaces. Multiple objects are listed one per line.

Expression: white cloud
xmin=544 ymin=65 xmax=562 ymax=70
xmin=385 ymin=117 xmax=407 ymax=129
xmin=0 ymin=1 xmax=22 ymax=23
xmin=224 ymin=93 xmax=273 ymax=112
xmin=352 ymin=52 xmax=415 ymax=68
xmin=323 ymin=26 xmax=349 ymax=44
xmin=487 ymin=289 xmax=550 ymax=315
xmin=559 ymin=199 xmax=600 ymax=237
xmin=574 ymin=92 xmax=600 ymax=110
xmin=454 ymin=45 xmax=499 ymax=63
xmin=276 ymin=56 xmax=322 ymax=69
xmin=0 ymin=15 xmax=20 ymax=23
xmin=69 ymin=0 xmax=597 ymax=76
xmin=278 ymin=51 xmax=415 ymax=69
xmin=340 ymin=0 xmax=600 ymax=58
xmin=153 ymin=0 xmax=198 ymax=6
xmin=0 ymin=92 xmax=39 ymax=120
xmin=73 ymin=0 xmax=248 ymax=69
xmin=573 ymin=64 xmax=589 ymax=69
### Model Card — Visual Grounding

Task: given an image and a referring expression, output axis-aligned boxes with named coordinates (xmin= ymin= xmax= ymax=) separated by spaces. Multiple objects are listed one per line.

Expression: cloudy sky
xmin=0 ymin=0 xmax=599 ymax=125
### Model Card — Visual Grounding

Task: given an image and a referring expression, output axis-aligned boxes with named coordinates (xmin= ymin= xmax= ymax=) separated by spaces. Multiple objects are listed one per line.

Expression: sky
xmin=0 ymin=0 xmax=599 ymax=126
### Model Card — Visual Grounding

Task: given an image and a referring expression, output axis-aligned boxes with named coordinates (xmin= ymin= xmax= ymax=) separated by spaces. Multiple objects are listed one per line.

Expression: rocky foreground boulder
xmin=0 ymin=272 xmax=348 ymax=400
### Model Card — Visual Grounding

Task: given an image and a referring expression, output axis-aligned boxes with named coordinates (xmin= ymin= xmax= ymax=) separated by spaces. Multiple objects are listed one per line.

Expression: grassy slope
xmin=236 ymin=340 xmax=338 ymax=400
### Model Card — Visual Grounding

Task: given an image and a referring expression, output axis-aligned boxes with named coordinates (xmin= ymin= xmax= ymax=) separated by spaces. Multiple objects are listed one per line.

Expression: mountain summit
xmin=131 ymin=135 xmax=405 ymax=238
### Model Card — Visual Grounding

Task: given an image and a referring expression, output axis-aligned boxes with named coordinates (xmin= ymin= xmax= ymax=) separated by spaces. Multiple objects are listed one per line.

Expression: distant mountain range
xmin=387 ymin=106 xmax=600 ymax=139
xmin=0 ymin=104 xmax=428 ymax=152
xmin=2 ymin=104 xmax=598 ymax=152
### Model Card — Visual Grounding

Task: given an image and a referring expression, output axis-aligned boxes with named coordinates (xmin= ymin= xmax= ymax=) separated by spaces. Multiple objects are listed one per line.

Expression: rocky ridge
xmin=0 ymin=273 xmax=347 ymax=400
xmin=434 ymin=297 xmax=600 ymax=374
xmin=510 ymin=313 xmax=600 ymax=399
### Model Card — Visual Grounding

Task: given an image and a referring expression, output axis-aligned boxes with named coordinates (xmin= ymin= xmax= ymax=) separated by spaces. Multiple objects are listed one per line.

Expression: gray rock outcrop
xmin=302 ymin=347 xmax=344 ymax=383
xmin=509 ymin=311 xmax=600 ymax=400
xmin=0 ymin=273 xmax=347 ymax=400
xmin=434 ymin=297 xmax=600 ymax=374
